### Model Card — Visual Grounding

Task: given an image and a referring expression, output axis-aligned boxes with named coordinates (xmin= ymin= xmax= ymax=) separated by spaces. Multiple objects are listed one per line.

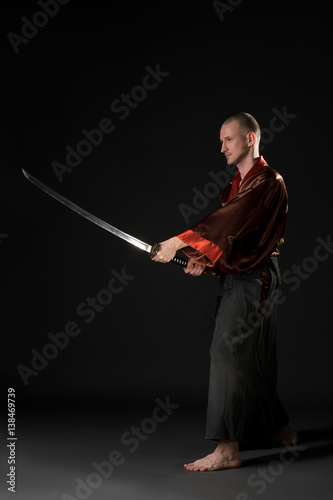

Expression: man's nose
xmin=221 ymin=143 xmax=227 ymax=153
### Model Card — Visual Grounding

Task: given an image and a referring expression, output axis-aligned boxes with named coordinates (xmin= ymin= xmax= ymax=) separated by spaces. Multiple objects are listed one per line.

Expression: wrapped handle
xmin=150 ymin=243 xmax=188 ymax=268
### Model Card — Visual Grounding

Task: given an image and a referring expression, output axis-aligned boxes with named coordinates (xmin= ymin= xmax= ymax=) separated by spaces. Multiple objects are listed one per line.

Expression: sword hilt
xmin=150 ymin=243 xmax=188 ymax=268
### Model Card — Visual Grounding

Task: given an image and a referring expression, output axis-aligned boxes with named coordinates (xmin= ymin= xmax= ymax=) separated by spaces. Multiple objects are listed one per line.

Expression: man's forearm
xmin=173 ymin=236 xmax=188 ymax=250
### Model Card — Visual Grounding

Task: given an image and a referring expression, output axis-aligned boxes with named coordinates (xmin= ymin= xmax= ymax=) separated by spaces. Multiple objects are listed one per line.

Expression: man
xmin=152 ymin=112 xmax=298 ymax=471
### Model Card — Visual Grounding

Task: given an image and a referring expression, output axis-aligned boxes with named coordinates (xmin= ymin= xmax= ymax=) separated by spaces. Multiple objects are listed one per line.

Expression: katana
xmin=22 ymin=169 xmax=188 ymax=268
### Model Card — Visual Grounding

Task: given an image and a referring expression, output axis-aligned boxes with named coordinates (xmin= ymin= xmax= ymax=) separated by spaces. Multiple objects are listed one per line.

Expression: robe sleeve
xmin=177 ymin=172 xmax=287 ymax=272
xmin=176 ymin=229 xmax=223 ymax=266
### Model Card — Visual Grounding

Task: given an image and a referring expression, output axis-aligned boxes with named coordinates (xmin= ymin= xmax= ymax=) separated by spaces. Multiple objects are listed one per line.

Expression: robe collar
xmin=226 ymin=156 xmax=267 ymax=202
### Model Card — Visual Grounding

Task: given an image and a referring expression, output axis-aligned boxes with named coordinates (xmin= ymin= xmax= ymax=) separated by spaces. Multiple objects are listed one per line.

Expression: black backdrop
xmin=2 ymin=1 xmax=332 ymax=412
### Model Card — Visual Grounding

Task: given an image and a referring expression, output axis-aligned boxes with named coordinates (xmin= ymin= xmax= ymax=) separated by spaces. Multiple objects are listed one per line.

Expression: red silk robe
xmin=177 ymin=156 xmax=288 ymax=274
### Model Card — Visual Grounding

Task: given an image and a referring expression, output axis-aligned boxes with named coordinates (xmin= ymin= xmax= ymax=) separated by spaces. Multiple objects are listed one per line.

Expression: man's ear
xmin=247 ymin=131 xmax=256 ymax=146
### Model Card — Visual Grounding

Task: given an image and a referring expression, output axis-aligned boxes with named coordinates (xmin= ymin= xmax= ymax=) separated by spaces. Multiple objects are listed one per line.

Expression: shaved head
xmin=223 ymin=112 xmax=261 ymax=144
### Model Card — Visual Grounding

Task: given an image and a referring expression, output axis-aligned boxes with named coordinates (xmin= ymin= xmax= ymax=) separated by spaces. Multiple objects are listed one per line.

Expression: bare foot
xmin=184 ymin=440 xmax=241 ymax=472
xmin=274 ymin=422 xmax=299 ymax=445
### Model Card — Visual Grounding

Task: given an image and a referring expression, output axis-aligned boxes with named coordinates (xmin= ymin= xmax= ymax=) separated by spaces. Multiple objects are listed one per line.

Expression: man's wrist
xmin=173 ymin=236 xmax=187 ymax=250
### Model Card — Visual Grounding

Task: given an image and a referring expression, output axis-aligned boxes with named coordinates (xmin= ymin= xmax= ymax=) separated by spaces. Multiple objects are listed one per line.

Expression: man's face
xmin=220 ymin=120 xmax=250 ymax=165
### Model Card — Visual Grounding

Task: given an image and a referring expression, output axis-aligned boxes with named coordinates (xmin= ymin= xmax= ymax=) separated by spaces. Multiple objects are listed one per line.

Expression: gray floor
xmin=2 ymin=403 xmax=333 ymax=500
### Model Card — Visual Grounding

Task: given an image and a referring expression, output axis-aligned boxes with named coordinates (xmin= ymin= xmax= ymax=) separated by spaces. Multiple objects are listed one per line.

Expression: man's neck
xmin=237 ymin=154 xmax=260 ymax=181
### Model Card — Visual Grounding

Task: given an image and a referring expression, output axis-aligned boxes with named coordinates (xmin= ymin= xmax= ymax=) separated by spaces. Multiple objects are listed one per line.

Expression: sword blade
xmin=22 ymin=169 xmax=153 ymax=254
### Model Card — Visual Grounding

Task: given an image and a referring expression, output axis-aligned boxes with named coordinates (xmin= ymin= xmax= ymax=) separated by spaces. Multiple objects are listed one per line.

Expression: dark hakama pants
xmin=205 ymin=257 xmax=289 ymax=449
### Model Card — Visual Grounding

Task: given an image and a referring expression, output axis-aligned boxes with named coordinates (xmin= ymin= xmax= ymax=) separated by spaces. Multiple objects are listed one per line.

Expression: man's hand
xmin=152 ymin=238 xmax=205 ymax=275
xmin=151 ymin=236 xmax=186 ymax=263
xmin=184 ymin=259 xmax=205 ymax=276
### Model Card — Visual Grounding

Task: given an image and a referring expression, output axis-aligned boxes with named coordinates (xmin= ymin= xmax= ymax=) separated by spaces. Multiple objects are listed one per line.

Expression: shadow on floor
xmin=242 ymin=427 xmax=333 ymax=467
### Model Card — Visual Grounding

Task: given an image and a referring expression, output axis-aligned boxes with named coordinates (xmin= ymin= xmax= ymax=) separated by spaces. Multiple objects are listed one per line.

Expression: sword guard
xmin=150 ymin=242 xmax=160 ymax=258
xmin=150 ymin=243 xmax=188 ymax=268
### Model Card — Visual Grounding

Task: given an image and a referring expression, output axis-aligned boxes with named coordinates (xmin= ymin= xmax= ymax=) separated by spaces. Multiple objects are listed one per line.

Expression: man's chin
xmin=226 ymin=157 xmax=234 ymax=165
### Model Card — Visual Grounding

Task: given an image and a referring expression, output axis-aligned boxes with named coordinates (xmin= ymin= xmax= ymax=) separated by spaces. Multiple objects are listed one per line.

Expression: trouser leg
xmin=205 ymin=265 xmax=286 ymax=447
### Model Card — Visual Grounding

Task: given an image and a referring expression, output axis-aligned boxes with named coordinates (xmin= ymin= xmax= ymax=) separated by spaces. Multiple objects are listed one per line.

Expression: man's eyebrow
xmin=220 ymin=135 xmax=232 ymax=142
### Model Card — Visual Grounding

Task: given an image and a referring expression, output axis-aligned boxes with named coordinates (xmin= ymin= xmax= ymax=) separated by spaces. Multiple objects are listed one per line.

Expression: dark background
xmin=1 ymin=0 xmax=332 ymax=415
